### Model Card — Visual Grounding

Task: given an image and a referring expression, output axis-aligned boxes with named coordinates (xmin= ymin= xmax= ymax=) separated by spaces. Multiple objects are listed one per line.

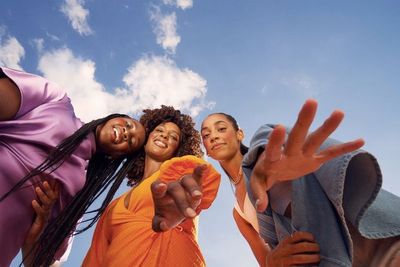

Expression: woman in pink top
xmin=0 ymin=67 xmax=146 ymax=266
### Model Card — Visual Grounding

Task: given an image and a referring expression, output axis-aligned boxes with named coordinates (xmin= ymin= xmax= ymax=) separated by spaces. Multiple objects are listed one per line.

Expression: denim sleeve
xmin=242 ymin=124 xmax=276 ymax=169
xmin=243 ymin=124 xmax=384 ymax=228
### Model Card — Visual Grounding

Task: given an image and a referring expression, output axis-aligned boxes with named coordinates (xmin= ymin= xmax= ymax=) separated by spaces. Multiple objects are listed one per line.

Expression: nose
xmin=210 ymin=132 xmax=219 ymax=143
xmin=159 ymin=131 xmax=168 ymax=140
xmin=123 ymin=127 xmax=130 ymax=141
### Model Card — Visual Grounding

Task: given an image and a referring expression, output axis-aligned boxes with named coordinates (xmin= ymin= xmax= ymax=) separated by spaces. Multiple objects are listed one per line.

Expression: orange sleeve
xmin=82 ymin=200 xmax=116 ymax=266
xmin=158 ymin=155 xmax=221 ymax=212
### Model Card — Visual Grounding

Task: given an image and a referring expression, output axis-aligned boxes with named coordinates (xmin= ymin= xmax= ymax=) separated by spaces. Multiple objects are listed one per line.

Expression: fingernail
xmin=255 ymin=199 xmax=261 ymax=211
xmin=186 ymin=207 xmax=196 ymax=217
xmin=192 ymin=190 xmax=202 ymax=197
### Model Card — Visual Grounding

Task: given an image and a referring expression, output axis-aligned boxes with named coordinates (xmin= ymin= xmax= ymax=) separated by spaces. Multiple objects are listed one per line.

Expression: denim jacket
xmin=243 ymin=124 xmax=400 ymax=266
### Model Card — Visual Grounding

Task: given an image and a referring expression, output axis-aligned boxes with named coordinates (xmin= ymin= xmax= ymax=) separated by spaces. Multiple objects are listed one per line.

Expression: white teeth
xmin=155 ymin=140 xmax=167 ymax=148
xmin=113 ymin=127 xmax=120 ymax=143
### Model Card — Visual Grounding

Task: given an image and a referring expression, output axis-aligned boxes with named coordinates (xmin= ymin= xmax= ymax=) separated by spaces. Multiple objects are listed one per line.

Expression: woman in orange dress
xmin=83 ymin=105 xmax=221 ymax=267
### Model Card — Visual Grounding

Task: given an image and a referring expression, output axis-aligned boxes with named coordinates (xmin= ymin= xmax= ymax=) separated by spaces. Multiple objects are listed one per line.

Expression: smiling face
xmin=144 ymin=122 xmax=181 ymax=162
xmin=201 ymin=113 xmax=243 ymax=162
xmin=96 ymin=116 xmax=146 ymax=158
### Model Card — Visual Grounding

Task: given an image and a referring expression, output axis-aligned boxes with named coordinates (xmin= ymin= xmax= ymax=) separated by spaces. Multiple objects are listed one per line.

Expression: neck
xmin=219 ymin=153 xmax=243 ymax=182
xmin=143 ymin=154 xmax=163 ymax=179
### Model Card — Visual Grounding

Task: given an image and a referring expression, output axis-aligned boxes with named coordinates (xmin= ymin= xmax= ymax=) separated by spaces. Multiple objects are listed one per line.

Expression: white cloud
xmin=118 ymin=55 xmax=214 ymax=117
xmin=32 ymin=38 xmax=44 ymax=53
xmin=46 ymin=32 xmax=61 ymax=42
xmin=150 ymin=8 xmax=180 ymax=54
xmin=162 ymin=0 xmax=193 ymax=10
xmin=37 ymin=48 xmax=115 ymax=122
xmin=37 ymin=49 xmax=212 ymax=121
xmin=0 ymin=33 xmax=25 ymax=70
xmin=60 ymin=0 xmax=93 ymax=36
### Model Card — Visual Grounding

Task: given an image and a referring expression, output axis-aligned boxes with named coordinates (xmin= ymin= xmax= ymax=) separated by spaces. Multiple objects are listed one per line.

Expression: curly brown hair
xmin=127 ymin=105 xmax=203 ymax=186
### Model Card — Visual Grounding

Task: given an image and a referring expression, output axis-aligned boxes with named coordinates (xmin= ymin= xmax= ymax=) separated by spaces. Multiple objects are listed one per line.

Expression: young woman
xmin=200 ymin=99 xmax=400 ymax=266
xmin=0 ymin=67 xmax=146 ymax=266
xmin=83 ymin=106 xmax=221 ymax=267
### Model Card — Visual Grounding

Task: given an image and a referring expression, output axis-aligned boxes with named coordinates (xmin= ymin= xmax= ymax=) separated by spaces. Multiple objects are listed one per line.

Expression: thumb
xmin=152 ymin=216 xmax=170 ymax=232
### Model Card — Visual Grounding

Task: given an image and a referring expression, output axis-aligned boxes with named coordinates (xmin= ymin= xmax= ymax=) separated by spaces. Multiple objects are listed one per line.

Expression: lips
xmin=113 ymin=126 xmax=122 ymax=144
xmin=154 ymin=139 xmax=167 ymax=148
xmin=211 ymin=143 xmax=225 ymax=150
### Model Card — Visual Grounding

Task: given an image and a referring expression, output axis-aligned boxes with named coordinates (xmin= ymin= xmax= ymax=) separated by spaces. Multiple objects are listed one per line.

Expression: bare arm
xmin=22 ymin=181 xmax=59 ymax=267
xmin=0 ymin=76 xmax=21 ymax=120
xmin=233 ymin=208 xmax=268 ymax=267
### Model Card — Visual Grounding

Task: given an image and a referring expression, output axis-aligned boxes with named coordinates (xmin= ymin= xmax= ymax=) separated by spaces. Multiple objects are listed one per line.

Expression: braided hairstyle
xmin=0 ymin=113 xmax=144 ymax=266
xmin=127 ymin=105 xmax=203 ymax=186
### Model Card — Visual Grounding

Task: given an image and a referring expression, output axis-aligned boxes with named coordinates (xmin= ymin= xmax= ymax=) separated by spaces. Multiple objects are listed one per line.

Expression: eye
xmin=202 ymin=133 xmax=210 ymax=139
xmin=126 ymin=121 xmax=133 ymax=129
xmin=218 ymin=127 xmax=227 ymax=132
xmin=170 ymin=134 xmax=179 ymax=141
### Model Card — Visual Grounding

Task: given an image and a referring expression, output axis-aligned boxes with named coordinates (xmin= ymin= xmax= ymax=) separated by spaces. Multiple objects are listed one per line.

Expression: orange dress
xmin=82 ymin=155 xmax=221 ymax=267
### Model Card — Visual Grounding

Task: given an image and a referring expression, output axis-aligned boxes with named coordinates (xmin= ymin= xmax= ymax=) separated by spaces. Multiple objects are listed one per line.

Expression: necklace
xmin=230 ymin=166 xmax=243 ymax=185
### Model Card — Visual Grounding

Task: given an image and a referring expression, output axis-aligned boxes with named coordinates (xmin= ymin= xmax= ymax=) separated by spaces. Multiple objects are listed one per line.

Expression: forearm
xmin=233 ymin=209 xmax=268 ymax=267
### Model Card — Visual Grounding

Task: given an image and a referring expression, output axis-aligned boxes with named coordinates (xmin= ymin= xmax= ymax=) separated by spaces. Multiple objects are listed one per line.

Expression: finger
xmin=290 ymin=231 xmax=316 ymax=243
xmin=167 ymin=182 xmax=197 ymax=218
xmin=35 ymin=187 xmax=51 ymax=207
xmin=265 ymin=125 xmax=285 ymax=162
xmin=191 ymin=164 xmax=207 ymax=187
xmin=180 ymin=175 xmax=202 ymax=210
xmin=284 ymin=253 xmax=321 ymax=265
xmin=151 ymin=181 xmax=168 ymax=200
xmin=316 ymin=139 xmax=365 ymax=162
xmin=291 ymin=242 xmax=320 ymax=254
xmin=303 ymin=110 xmax=344 ymax=155
xmin=284 ymin=99 xmax=318 ymax=156
xmin=152 ymin=216 xmax=170 ymax=232
xmin=250 ymin=167 xmax=269 ymax=212
xmin=32 ymin=200 xmax=46 ymax=220
xmin=180 ymin=166 xmax=205 ymax=199
xmin=42 ymin=181 xmax=57 ymax=201
xmin=47 ymin=179 xmax=57 ymax=189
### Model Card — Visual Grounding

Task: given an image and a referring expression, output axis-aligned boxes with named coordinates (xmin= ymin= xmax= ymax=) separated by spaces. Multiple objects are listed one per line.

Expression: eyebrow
xmin=201 ymin=120 xmax=227 ymax=132
xmin=157 ymin=125 xmax=180 ymax=136
xmin=168 ymin=130 xmax=180 ymax=137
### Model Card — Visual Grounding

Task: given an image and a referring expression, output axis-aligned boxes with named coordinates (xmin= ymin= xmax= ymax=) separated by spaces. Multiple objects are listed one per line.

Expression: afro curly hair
xmin=127 ymin=105 xmax=203 ymax=186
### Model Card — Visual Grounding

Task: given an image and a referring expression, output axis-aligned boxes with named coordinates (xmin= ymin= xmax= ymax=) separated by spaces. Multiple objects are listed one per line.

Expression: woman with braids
xmin=0 ymin=67 xmax=146 ymax=266
xmin=83 ymin=105 xmax=221 ymax=267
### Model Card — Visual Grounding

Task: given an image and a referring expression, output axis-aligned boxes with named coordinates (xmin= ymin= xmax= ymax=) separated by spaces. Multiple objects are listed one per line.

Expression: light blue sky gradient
xmin=2 ymin=1 xmax=399 ymax=266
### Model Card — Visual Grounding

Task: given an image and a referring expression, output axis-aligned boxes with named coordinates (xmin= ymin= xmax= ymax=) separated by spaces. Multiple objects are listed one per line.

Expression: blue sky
xmin=2 ymin=1 xmax=400 ymax=266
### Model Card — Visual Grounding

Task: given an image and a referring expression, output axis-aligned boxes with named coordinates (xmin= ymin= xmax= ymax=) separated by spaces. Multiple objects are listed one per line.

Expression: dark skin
xmin=151 ymin=165 xmax=206 ymax=232
xmin=0 ymin=74 xmax=21 ymax=120
xmin=1 ymin=69 xmax=146 ymax=266
xmin=22 ymin=181 xmax=59 ymax=267
xmin=151 ymin=99 xmax=364 ymax=266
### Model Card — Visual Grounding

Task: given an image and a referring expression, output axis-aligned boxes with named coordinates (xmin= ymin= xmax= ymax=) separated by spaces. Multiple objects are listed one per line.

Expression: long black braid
xmin=0 ymin=113 xmax=143 ymax=266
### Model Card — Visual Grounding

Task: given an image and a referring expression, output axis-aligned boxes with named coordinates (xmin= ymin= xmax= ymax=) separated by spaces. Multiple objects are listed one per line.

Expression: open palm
xmin=251 ymin=99 xmax=365 ymax=211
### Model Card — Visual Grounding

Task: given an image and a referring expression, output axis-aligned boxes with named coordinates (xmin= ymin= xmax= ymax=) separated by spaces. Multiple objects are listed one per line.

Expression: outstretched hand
xmin=151 ymin=165 xmax=206 ymax=232
xmin=22 ymin=180 xmax=59 ymax=266
xmin=251 ymin=99 xmax=365 ymax=211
